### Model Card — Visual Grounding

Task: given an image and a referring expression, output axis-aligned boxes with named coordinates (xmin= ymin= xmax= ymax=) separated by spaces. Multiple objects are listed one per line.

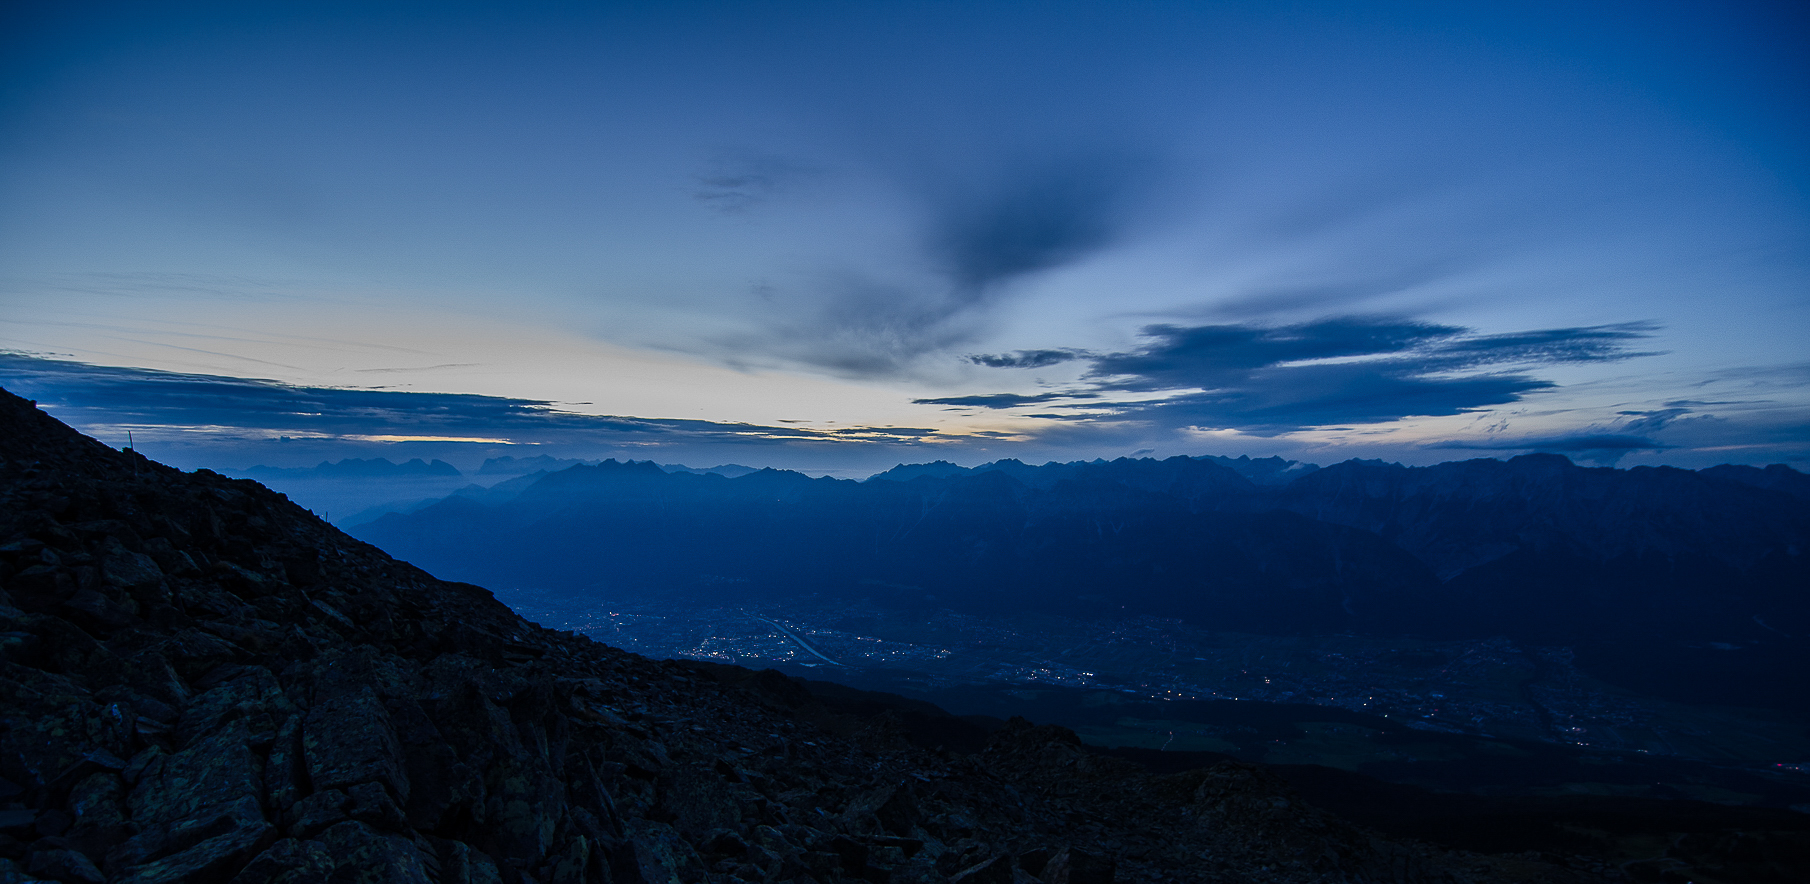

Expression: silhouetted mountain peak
xmin=660 ymin=462 xmax=760 ymax=478
xmin=866 ymin=460 xmax=973 ymax=482
xmin=1702 ymin=462 xmax=1810 ymax=501
xmin=1199 ymin=453 xmax=1320 ymax=485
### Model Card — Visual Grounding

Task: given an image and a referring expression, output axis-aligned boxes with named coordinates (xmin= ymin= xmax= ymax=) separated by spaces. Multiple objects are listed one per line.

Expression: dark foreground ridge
xmin=0 ymin=386 xmax=1780 ymax=884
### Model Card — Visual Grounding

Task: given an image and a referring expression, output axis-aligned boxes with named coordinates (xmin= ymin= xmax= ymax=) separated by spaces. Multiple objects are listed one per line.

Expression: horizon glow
xmin=3 ymin=2 xmax=1806 ymax=473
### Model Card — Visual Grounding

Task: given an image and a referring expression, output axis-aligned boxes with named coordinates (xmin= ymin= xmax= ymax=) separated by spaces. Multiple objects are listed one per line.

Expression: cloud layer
xmin=951 ymin=317 xmax=1658 ymax=434
xmin=4 ymin=345 xmax=1803 ymax=474
xmin=0 ymin=354 xmax=942 ymax=450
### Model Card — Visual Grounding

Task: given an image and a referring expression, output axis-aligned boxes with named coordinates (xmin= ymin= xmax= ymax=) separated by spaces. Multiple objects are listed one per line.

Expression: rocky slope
xmin=0 ymin=394 xmax=1617 ymax=884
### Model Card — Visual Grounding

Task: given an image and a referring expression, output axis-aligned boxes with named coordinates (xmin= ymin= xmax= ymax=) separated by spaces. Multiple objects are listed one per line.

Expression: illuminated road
xmin=752 ymin=616 xmax=843 ymax=666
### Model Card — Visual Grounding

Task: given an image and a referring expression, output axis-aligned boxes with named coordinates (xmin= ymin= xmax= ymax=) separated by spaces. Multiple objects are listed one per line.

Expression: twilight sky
xmin=3 ymin=1 xmax=1807 ymax=475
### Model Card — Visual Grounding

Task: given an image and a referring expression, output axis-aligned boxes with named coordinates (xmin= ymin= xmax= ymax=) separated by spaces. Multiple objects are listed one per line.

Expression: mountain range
xmin=349 ymin=453 xmax=1810 ymax=708
xmin=7 ymin=387 xmax=1732 ymax=883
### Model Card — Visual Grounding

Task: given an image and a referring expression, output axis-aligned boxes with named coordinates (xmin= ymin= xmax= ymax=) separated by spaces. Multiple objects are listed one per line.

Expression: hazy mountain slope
xmin=360 ymin=460 xmax=1441 ymax=634
xmin=1699 ymin=463 xmax=1810 ymax=502
xmin=1266 ymin=454 xmax=1810 ymax=643
xmin=355 ymin=453 xmax=1809 ymax=643
xmin=1272 ymin=454 xmax=1807 ymax=576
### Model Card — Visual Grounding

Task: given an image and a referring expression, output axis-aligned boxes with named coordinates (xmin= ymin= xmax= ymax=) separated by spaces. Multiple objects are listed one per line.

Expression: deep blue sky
xmin=3 ymin=1 xmax=1806 ymax=474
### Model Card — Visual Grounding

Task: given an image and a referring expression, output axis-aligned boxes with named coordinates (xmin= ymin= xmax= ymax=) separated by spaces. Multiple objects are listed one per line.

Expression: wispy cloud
xmin=913 ymin=391 xmax=1097 ymax=409
xmin=0 ymin=354 xmax=943 ymax=448
xmin=691 ymin=151 xmax=818 ymax=214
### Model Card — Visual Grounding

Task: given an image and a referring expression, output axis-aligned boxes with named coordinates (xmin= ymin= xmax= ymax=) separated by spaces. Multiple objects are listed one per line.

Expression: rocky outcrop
xmin=0 ymin=387 xmax=1594 ymax=883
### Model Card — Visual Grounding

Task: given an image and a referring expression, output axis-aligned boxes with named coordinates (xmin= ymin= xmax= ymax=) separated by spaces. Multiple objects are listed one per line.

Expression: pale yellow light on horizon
xmin=1 ymin=287 xmax=1048 ymax=439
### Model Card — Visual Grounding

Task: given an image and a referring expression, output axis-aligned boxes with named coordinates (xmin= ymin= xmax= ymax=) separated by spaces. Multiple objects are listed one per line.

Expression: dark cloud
xmin=912 ymin=391 xmax=1096 ymax=409
xmin=925 ymin=155 xmax=1134 ymax=294
xmin=1099 ymin=365 xmax=1554 ymax=434
xmin=756 ymin=155 xmax=1142 ymax=377
xmin=1428 ymin=323 xmax=1662 ymax=370
xmin=692 ymin=152 xmax=817 ymax=214
xmin=1087 ymin=319 xmax=1465 ymax=392
xmin=694 ymin=174 xmax=780 ymax=213
xmin=959 ymin=317 xmax=1658 ymax=434
xmin=966 ymin=349 xmax=1087 ymax=369
xmin=0 ymin=354 xmax=942 ymax=448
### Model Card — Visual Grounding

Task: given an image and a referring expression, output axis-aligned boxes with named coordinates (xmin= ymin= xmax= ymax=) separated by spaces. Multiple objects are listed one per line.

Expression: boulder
xmin=100 ymin=550 xmax=161 ymax=591
xmin=116 ymin=720 xmax=271 ymax=876
xmin=126 ymin=719 xmax=263 ymax=834
xmin=0 ymin=857 xmax=44 ymax=884
xmin=63 ymin=772 xmax=130 ymax=859
xmin=226 ymin=838 xmax=333 ymax=884
xmin=302 ymin=687 xmax=409 ymax=802
xmin=112 ymin=800 xmax=273 ymax=884
xmin=175 ymin=666 xmax=289 ymax=749
xmin=1037 ymin=847 xmax=1113 ymax=884
xmin=27 ymin=849 xmax=102 ymax=884
xmin=628 ymin=818 xmax=707 ymax=884
xmin=282 ymin=790 xmax=347 ymax=840
xmin=315 ymin=821 xmax=433 ymax=884
xmin=435 ymin=840 xmax=504 ymax=884
xmin=346 ymin=781 xmax=406 ymax=831
xmin=950 ymin=854 xmax=1015 ymax=884
xmin=263 ymin=714 xmax=305 ymax=816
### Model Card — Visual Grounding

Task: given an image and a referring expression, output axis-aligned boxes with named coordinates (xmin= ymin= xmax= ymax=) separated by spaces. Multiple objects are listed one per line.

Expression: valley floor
xmin=492 ymin=587 xmax=1810 ymax=813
